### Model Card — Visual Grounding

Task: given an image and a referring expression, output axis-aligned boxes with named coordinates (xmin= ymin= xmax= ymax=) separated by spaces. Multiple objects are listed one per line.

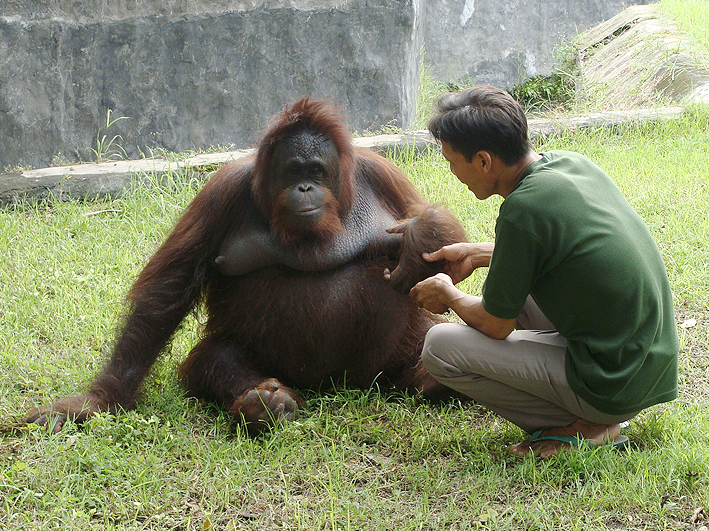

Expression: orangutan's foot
xmin=27 ymin=394 xmax=107 ymax=433
xmin=230 ymin=378 xmax=305 ymax=435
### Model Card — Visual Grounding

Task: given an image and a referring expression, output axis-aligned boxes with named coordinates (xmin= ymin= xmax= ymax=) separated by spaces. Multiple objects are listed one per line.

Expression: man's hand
xmin=422 ymin=242 xmax=494 ymax=284
xmin=410 ymin=271 xmax=516 ymax=340
xmin=410 ymin=273 xmax=460 ymax=314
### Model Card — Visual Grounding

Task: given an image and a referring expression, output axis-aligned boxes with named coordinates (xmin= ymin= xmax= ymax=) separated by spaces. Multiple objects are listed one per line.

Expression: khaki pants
xmin=421 ymin=296 xmax=638 ymax=433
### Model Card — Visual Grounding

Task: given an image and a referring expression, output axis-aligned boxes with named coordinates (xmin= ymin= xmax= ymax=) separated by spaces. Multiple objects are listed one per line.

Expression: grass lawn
xmin=1 ymin=107 xmax=708 ymax=530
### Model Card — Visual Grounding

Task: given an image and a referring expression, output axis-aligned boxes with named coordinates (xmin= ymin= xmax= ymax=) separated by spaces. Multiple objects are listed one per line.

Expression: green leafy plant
xmin=510 ymin=73 xmax=575 ymax=113
xmin=91 ymin=109 xmax=128 ymax=162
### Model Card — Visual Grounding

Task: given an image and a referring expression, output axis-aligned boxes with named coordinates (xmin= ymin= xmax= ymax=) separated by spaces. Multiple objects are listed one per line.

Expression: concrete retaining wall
xmin=1 ymin=0 xmax=645 ymax=171
xmin=1 ymin=0 xmax=422 ymax=170
xmin=423 ymin=0 xmax=649 ymax=87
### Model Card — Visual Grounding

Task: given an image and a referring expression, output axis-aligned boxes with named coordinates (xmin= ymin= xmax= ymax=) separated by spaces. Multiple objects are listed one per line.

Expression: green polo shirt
xmin=482 ymin=150 xmax=678 ymax=415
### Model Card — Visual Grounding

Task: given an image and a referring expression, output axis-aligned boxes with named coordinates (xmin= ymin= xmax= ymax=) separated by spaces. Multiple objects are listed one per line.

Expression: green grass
xmin=1 ymin=108 xmax=708 ymax=530
xmin=659 ymin=0 xmax=709 ymax=57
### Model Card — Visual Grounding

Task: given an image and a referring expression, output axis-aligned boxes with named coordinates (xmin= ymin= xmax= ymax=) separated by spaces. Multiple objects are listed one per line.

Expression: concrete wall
xmin=422 ymin=0 xmax=648 ymax=88
xmin=1 ymin=0 xmax=421 ymax=169
xmin=1 ymin=0 xmax=645 ymax=172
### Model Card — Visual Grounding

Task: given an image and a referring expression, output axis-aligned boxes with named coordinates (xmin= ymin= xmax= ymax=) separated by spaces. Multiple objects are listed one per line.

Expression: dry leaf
xmin=185 ymin=500 xmax=200 ymax=512
xmin=691 ymin=507 xmax=705 ymax=523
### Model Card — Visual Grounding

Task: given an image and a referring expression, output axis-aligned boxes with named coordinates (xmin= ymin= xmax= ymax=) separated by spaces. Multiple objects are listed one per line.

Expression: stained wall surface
xmin=0 ymin=0 xmax=644 ymax=170
xmin=422 ymin=0 xmax=648 ymax=87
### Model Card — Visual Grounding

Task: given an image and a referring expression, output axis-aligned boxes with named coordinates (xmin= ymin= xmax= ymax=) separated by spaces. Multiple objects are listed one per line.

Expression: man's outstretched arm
xmin=410 ymin=272 xmax=516 ymax=340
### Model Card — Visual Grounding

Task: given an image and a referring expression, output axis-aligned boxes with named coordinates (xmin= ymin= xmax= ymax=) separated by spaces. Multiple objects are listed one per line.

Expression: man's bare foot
xmin=509 ymin=419 xmax=623 ymax=458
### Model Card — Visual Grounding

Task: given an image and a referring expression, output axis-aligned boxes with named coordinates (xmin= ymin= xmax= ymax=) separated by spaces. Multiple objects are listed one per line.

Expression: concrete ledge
xmin=0 ymin=107 xmax=687 ymax=208
xmin=527 ymin=106 xmax=685 ymax=138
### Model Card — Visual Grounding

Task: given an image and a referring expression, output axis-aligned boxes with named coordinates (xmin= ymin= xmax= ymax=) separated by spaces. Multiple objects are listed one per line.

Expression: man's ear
xmin=476 ymin=150 xmax=494 ymax=173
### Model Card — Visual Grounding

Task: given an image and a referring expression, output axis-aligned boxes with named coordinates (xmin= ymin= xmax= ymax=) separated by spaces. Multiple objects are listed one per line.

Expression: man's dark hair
xmin=428 ymin=85 xmax=533 ymax=166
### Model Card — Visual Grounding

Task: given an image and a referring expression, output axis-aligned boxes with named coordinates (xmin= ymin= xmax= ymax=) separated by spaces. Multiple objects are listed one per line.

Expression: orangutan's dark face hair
xmin=267 ymin=130 xmax=343 ymax=240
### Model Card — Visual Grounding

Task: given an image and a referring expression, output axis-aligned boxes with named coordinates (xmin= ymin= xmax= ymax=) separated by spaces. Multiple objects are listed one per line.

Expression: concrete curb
xmin=0 ymin=107 xmax=686 ymax=208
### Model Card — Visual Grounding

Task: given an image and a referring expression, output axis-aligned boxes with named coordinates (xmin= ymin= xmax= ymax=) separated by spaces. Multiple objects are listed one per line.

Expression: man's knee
xmin=421 ymin=322 xmax=461 ymax=375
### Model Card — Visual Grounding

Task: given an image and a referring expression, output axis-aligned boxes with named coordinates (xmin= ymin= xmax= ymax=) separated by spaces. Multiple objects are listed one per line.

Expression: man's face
xmin=440 ymin=141 xmax=494 ymax=200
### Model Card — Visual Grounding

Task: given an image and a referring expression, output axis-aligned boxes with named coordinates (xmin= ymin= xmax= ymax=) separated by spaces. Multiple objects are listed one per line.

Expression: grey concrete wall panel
xmin=0 ymin=1 xmax=421 ymax=170
xmin=422 ymin=0 xmax=649 ymax=87
xmin=1 ymin=0 xmax=647 ymax=172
